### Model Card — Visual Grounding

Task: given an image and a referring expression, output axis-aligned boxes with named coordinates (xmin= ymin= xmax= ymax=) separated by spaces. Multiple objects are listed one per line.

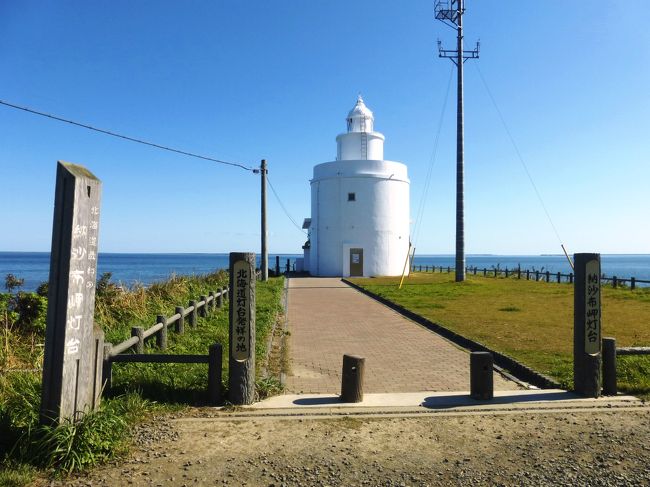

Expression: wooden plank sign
xmin=228 ymin=252 xmax=255 ymax=405
xmin=41 ymin=161 xmax=102 ymax=423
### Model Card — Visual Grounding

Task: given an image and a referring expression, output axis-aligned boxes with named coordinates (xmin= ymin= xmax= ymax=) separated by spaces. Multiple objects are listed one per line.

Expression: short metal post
xmin=612 ymin=276 xmax=617 ymax=288
xmin=631 ymin=277 xmax=636 ymax=290
xmin=341 ymin=354 xmax=365 ymax=403
xmin=546 ymin=271 xmax=550 ymax=282
xmin=557 ymin=272 xmax=561 ymax=283
xmin=535 ymin=271 xmax=539 ymax=281
xmin=505 ymin=268 xmax=509 ymax=278
xmin=517 ymin=268 xmax=521 ymax=279
xmin=132 ymin=326 xmax=144 ymax=353
xmin=156 ymin=315 xmax=167 ymax=349
xmin=483 ymin=268 xmax=487 ymax=276
xmin=602 ymin=337 xmax=617 ymax=396
xmin=526 ymin=270 xmax=530 ymax=280
xmin=275 ymin=255 xmax=280 ymax=276
xmin=470 ymin=352 xmax=493 ymax=400
xmin=175 ymin=306 xmax=184 ymax=333
xmin=569 ymin=273 xmax=574 ymax=284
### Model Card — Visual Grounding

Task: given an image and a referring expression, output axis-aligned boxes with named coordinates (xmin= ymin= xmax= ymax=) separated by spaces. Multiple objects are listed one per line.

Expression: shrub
xmin=35 ymin=282 xmax=48 ymax=297
xmin=4 ymin=275 xmax=24 ymax=293
xmin=14 ymin=293 xmax=47 ymax=334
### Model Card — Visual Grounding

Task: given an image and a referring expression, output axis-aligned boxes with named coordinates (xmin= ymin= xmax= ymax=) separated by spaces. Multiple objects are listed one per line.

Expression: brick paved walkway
xmin=285 ymin=277 xmax=516 ymax=394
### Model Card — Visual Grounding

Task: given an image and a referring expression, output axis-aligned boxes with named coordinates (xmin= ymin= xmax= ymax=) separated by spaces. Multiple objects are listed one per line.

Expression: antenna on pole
xmin=435 ymin=0 xmax=479 ymax=282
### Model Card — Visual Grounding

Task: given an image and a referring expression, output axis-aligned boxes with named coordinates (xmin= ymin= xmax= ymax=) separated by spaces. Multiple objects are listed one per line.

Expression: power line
xmin=0 ymin=99 xmax=255 ymax=171
xmin=473 ymin=64 xmax=568 ymax=252
xmin=267 ymin=176 xmax=307 ymax=236
xmin=412 ymin=65 xmax=454 ymax=249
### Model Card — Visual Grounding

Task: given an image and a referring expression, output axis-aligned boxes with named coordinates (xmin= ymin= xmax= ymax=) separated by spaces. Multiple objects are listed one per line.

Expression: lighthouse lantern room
xmin=303 ymin=96 xmax=410 ymax=277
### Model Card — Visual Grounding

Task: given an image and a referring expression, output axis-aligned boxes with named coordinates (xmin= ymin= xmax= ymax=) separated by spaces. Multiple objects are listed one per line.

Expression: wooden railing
xmin=411 ymin=265 xmax=650 ymax=290
xmin=617 ymin=347 xmax=650 ymax=356
xmin=102 ymin=286 xmax=229 ymax=404
xmin=104 ymin=287 xmax=228 ymax=358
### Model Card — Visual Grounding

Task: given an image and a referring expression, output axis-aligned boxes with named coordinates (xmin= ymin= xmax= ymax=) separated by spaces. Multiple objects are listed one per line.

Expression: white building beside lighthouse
xmin=303 ymin=96 xmax=410 ymax=277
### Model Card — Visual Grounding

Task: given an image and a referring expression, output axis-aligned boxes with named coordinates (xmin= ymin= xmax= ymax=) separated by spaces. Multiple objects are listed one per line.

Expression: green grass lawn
xmin=351 ymin=272 xmax=650 ymax=395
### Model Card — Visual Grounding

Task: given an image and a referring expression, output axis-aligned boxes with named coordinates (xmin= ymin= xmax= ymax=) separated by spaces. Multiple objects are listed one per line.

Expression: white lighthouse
xmin=303 ymin=96 xmax=410 ymax=277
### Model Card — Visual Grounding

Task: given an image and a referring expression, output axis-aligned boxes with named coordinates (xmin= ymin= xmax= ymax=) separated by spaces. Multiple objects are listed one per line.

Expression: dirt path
xmin=57 ymin=405 xmax=650 ymax=486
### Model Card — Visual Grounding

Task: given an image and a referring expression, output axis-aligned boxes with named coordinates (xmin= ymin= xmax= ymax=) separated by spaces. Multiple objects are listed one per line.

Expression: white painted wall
xmin=336 ymin=132 xmax=385 ymax=160
xmin=309 ymin=159 xmax=410 ymax=277
xmin=307 ymin=97 xmax=411 ymax=277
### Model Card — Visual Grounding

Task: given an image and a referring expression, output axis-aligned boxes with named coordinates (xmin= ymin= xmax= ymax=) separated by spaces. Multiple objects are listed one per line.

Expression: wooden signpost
xmin=228 ymin=252 xmax=256 ymax=405
xmin=573 ymin=253 xmax=602 ymax=397
xmin=41 ymin=162 xmax=103 ymax=423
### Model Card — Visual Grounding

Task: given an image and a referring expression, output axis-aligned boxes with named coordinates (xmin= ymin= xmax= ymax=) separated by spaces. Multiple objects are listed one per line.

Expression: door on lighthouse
xmin=349 ymin=248 xmax=363 ymax=277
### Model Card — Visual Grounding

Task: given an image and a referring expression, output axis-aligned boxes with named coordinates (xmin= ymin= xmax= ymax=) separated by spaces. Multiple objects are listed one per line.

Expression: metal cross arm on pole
xmin=438 ymin=40 xmax=480 ymax=64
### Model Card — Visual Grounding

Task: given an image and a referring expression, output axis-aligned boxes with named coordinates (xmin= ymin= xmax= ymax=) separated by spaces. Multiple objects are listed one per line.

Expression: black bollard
xmin=470 ymin=352 xmax=493 ymax=400
xmin=602 ymin=337 xmax=617 ymax=396
xmin=341 ymin=354 xmax=365 ymax=403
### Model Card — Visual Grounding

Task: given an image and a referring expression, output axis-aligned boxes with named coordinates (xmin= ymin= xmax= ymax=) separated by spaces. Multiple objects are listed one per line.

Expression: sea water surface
xmin=1 ymin=252 xmax=649 ymax=292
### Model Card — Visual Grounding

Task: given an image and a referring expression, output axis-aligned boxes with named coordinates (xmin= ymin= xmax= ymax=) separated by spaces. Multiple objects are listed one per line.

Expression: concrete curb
xmin=181 ymin=390 xmax=645 ymax=421
xmin=341 ymin=278 xmax=561 ymax=390
xmin=279 ymin=277 xmax=290 ymax=388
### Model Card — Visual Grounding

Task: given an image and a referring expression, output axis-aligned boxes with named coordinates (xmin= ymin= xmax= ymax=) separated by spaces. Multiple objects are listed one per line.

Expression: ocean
xmin=1 ymin=252 xmax=649 ymax=292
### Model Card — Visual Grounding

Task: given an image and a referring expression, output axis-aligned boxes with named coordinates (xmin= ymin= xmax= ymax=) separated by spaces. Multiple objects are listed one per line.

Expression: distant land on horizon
xmin=1 ymin=251 xmax=649 ymax=256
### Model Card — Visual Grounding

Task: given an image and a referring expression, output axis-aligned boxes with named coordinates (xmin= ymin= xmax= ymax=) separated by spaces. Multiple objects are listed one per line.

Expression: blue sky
xmin=1 ymin=1 xmax=648 ymax=255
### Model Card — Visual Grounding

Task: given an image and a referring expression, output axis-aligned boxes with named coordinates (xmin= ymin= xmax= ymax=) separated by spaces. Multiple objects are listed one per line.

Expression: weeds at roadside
xmin=1 ymin=271 xmax=286 ymax=483
xmin=0 ymin=372 xmax=158 ymax=476
xmin=256 ymin=376 xmax=284 ymax=400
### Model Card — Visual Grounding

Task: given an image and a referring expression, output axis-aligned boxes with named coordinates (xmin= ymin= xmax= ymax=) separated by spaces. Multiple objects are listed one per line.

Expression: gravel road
xmin=54 ymin=405 xmax=650 ymax=487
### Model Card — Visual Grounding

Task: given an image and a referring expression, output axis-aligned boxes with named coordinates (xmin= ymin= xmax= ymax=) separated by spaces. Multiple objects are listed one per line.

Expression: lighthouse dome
xmin=337 ymin=95 xmax=384 ymax=160
xmin=346 ymin=95 xmax=374 ymax=133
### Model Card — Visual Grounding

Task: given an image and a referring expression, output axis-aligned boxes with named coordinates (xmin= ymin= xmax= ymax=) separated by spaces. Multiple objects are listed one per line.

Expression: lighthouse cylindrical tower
xmin=307 ymin=96 xmax=410 ymax=277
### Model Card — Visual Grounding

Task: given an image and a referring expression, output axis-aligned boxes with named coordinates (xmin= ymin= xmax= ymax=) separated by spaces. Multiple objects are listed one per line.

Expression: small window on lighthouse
xmin=348 ymin=192 xmax=356 ymax=202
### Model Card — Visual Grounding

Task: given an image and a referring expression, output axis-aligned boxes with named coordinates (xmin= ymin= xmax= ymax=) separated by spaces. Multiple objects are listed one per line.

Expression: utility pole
xmin=435 ymin=0 xmax=479 ymax=282
xmin=260 ymin=159 xmax=268 ymax=281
